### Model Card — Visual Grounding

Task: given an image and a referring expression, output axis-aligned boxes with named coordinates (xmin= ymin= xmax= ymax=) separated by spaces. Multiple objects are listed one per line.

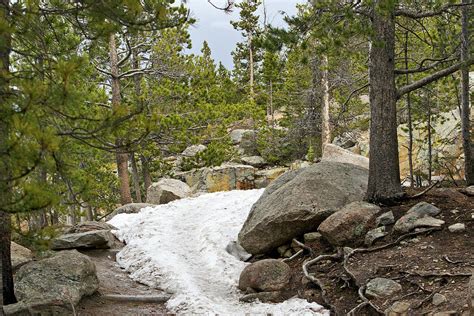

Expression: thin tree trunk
xmin=0 ymin=0 xmax=16 ymax=304
xmin=86 ymin=206 xmax=94 ymax=221
xmin=366 ymin=1 xmax=402 ymax=202
xmin=248 ymin=33 xmax=254 ymax=99
xmin=140 ymin=155 xmax=152 ymax=198
xmin=461 ymin=0 xmax=473 ymax=185
xmin=130 ymin=152 xmax=142 ymax=203
xmin=109 ymin=34 xmax=132 ymax=205
xmin=321 ymin=55 xmax=331 ymax=150
xmin=404 ymin=32 xmax=414 ymax=187
xmin=427 ymin=95 xmax=432 ymax=185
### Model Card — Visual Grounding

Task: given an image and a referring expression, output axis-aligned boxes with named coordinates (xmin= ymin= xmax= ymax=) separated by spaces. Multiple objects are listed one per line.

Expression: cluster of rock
xmin=3 ymin=221 xmax=123 ymax=315
xmin=234 ymin=149 xmax=472 ymax=309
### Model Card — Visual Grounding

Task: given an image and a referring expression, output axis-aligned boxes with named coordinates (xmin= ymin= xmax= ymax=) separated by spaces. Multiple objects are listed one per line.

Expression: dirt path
xmin=76 ymin=249 xmax=170 ymax=316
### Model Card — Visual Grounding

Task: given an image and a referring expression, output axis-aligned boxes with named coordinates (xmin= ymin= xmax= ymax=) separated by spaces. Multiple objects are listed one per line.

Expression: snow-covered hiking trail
xmin=108 ymin=189 xmax=328 ymax=315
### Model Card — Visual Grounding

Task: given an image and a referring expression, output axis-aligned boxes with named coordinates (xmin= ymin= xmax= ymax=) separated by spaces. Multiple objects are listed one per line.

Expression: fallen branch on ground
xmin=408 ymin=179 xmax=442 ymax=199
xmin=100 ymin=294 xmax=171 ymax=303
xmin=282 ymin=249 xmax=303 ymax=262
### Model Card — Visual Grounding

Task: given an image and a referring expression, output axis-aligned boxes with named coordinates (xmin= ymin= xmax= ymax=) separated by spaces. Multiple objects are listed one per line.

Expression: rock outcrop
xmin=4 ymin=250 xmax=98 ymax=315
xmin=393 ymin=202 xmax=442 ymax=234
xmin=146 ymin=178 xmax=191 ymax=204
xmin=238 ymin=161 xmax=369 ymax=254
xmin=64 ymin=221 xmax=117 ymax=234
xmin=51 ymin=230 xmax=117 ymax=250
xmin=178 ymin=164 xmax=256 ymax=193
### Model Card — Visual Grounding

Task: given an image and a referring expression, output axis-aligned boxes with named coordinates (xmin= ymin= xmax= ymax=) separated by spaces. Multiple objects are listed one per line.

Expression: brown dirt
xmin=77 ymin=249 xmax=172 ymax=316
xmin=254 ymin=187 xmax=474 ymax=316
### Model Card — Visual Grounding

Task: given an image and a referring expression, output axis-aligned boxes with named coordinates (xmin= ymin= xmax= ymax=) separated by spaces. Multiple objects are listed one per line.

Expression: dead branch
xmin=408 ymin=179 xmax=442 ymax=199
xmin=100 ymin=294 xmax=171 ymax=303
xmin=282 ymin=249 xmax=303 ymax=263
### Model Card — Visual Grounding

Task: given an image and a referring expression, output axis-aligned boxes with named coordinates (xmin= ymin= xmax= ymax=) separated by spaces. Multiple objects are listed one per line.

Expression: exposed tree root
xmin=301 ymin=250 xmax=343 ymax=313
xmin=292 ymin=238 xmax=315 ymax=256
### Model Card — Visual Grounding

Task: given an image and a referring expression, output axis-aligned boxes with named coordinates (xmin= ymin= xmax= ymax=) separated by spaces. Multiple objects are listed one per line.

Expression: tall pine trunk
xmin=248 ymin=34 xmax=254 ymax=99
xmin=461 ymin=0 xmax=473 ymax=185
xmin=404 ymin=32 xmax=414 ymax=187
xmin=366 ymin=1 xmax=403 ymax=202
xmin=109 ymin=34 xmax=132 ymax=205
xmin=0 ymin=0 xmax=17 ymax=304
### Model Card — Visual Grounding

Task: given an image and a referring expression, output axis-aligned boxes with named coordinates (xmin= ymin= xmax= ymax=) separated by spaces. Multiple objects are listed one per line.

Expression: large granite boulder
xmin=51 ymin=230 xmax=117 ymax=250
xmin=238 ymin=161 xmax=369 ymax=254
xmin=146 ymin=178 xmax=191 ymax=204
xmin=322 ymin=143 xmax=369 ymax=169
xmin=4 ymin=250 xmax=98 ymax=315
xmin=105 ymin=203 xmax=155 ymax=220
xmin=64 ymin=221 xmax=117 ymax=234
xmin=318 ymin=201 xmax=381 ymax=247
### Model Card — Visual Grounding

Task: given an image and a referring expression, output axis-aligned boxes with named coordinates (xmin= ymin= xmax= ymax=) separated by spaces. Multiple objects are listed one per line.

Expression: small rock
xmin=225 ymin=241 xmax=252 ymax=261
xmin=409 ymin=238 xmax=420 ymax=243
xmin=450 ymin=209 xmax=459 ymax=214
xmin=304 ymin=232 xmax=322 ymax=243
xmin=277 ymin=244 xmax=289 ymax=257
xmin=385 ymin=301 xmax=411 ymax=316
xmin=448 ymin=223 xmax=466 ymax=233
xmin=181 ymin=144 xmax=207 ymax=157
xmin=413 ymin=216 xmax=445 ymax=228
xmin=10 ymin=242 xmax=33 ymax=270
xmin=238 ymin=259 xmax=291 ymax=292
xmin=105 ymin=203 xmax=155 ymax=221
xmin=432 ymin=293 xmax=447 ymax=306
xmin=376 ymin=211 xmax=395 ymax=226
xmin=283 ymin=249 xmax=293 ymax=258
xmin=365 ymin=226 xmax=387 ymax=246
xmin=464 ymin=185 xmax=474 ymax=196
xmin=407 ymin=201 xmax=441 ymax=217
xmin=241 ymin=156 xmax=266 ymax=168
xmin=239 ymin=291 xmax=281 ymax=303
xmin=366 ymin=278 xmax=402 ymax=298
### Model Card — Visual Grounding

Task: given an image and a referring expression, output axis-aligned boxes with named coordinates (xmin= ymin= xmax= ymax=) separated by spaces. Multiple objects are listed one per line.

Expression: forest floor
xmin=281 ymin=187 xmax=474 ymax=315
xmin=76 ymin=249 xmax=169 ymax=316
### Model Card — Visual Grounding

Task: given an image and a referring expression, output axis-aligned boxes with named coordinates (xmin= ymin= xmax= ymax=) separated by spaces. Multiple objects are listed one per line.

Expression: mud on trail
xmin=266 ymin=188 xmax=473 ymax=315
xmin=77 ymin=249 xmax=169 ymax=316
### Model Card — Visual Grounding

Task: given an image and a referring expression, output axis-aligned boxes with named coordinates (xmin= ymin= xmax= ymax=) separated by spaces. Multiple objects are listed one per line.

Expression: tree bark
xmin=140 ymin=155 xmax=152 ymax=198
xmin=366 ymin=1 xmax=403 ymax=202
xmin=461 ymin=0 xmax=473 ymax=185
xmin=248 ymin=33 xmax=254 ymax=99
xmin=130 ymin=152 xmax=142 ymax=203
xmin=427 ymin=96 xmax=432 ymax=185
xmin=0 ymin=0 xmax=16 ymax=304
xmin=321 ymin=55 xmax=331 ymax=150
xmin=109 ymin=34 xmax=132 ymax=205
xmin=404 ymin=32 xmax=414 ymax=187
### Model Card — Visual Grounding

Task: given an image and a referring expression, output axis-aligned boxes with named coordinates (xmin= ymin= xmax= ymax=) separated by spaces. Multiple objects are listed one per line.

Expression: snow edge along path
xmin=108 ymin=189 xmax=328 ymax=315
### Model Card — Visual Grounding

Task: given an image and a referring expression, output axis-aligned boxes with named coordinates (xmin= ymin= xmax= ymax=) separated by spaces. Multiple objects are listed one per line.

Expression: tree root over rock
xmin=301 ymin=227 xmax=443 ymax=315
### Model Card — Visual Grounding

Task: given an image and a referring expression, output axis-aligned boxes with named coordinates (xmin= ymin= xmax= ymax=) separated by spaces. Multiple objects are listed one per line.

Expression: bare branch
xmin=397 ymin=56 xmax=474 ymax=97
xmin=395 ymin=3 xmax=473 ymax=19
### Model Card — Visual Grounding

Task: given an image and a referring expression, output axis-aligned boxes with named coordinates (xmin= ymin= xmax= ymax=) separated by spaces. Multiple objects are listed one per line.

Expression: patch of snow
xmin=109 ymin=189 xmax=328 ymax=315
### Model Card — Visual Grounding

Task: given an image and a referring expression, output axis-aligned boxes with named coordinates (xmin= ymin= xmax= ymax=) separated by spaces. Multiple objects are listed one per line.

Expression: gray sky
xmin=185 ymin=0 xmax=304 ymax=69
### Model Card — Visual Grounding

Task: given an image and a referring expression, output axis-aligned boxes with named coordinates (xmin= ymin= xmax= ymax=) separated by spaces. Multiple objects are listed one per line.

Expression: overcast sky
xmin=185 ymin=0 xmax=304 ymax=69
